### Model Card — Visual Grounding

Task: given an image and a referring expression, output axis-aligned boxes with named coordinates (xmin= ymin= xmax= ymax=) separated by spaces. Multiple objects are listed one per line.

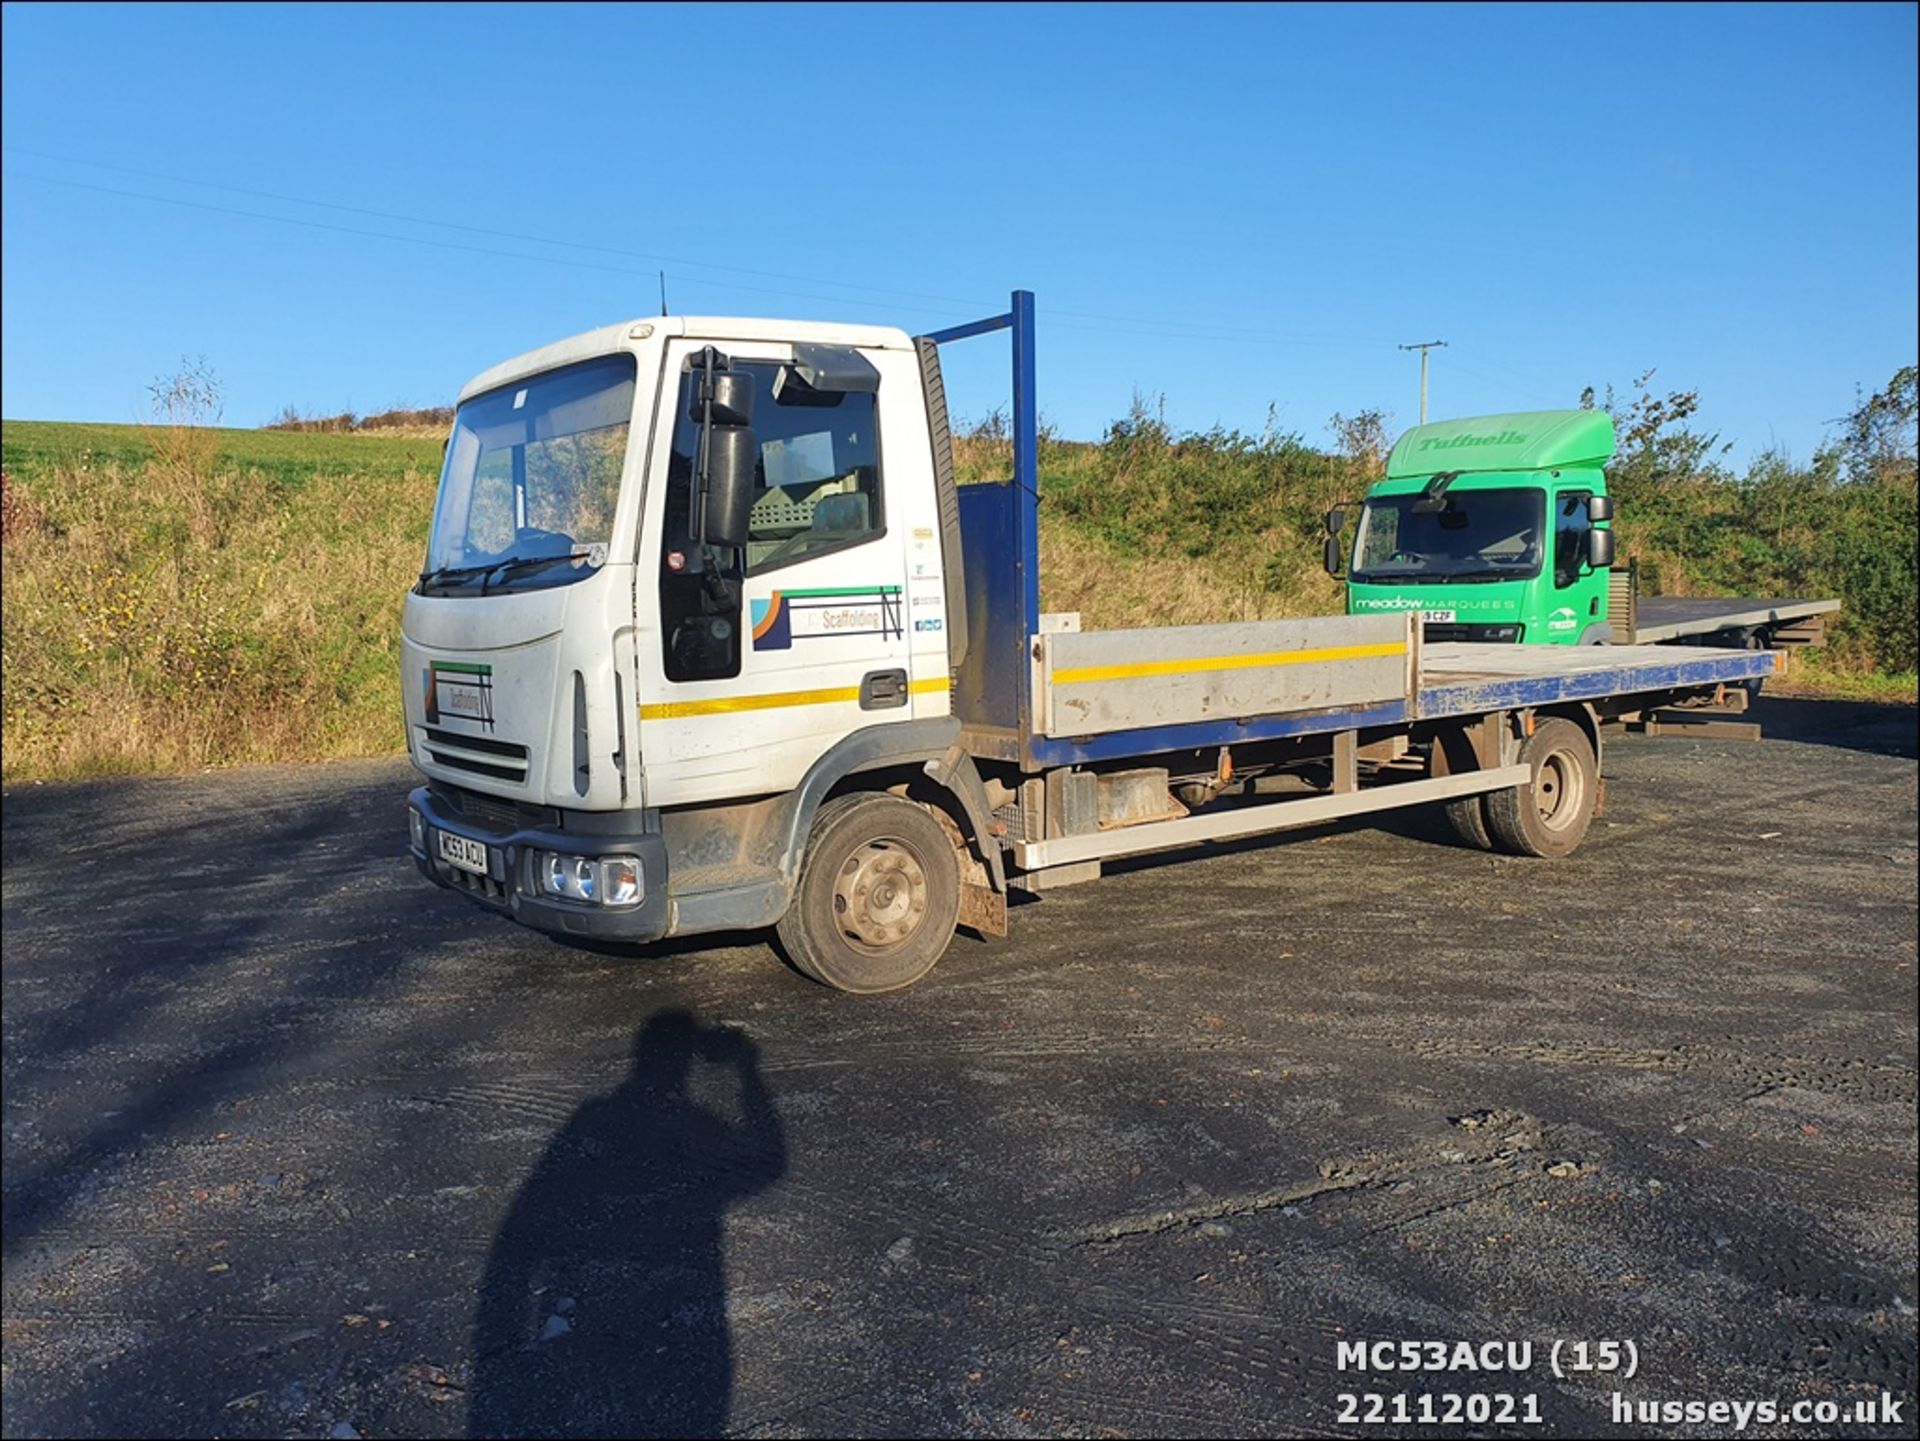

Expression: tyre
xmin=775 ymin=793 xmax=960 ymax=994
xmin=1429 ymin=729 xmax=1495 ymax=851
xmin=1485 ymin=717 xmax=1598 ymax=859
xmin=1738 ymin=628 xmax=1769 ymax=700
xmin=1444 ymin=793 xmax=1496 ymax=850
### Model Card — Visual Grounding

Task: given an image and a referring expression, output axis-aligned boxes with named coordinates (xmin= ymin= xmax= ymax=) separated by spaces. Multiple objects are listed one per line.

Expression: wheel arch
xmin=1531 ymin=702 xmax=1602 ymax=775
xmin=775 ymin=718 xmax=1006 ymax=895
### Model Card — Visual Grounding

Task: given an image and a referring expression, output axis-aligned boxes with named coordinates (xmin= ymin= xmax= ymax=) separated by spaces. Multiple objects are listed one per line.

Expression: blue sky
xmin=3 ymin=2 xmax=1915 ymax=463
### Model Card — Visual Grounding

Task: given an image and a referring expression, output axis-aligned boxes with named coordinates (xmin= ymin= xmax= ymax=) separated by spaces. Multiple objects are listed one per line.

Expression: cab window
xmin=1554 ymin=490 xmax=1592 ymax=588
xmin=658 ymin=356 xmax=884 ymax=683
xmin=664 ymin=360 xmax=882 ymax=575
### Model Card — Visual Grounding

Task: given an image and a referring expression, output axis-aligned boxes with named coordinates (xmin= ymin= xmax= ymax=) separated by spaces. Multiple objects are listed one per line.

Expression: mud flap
xmin=959 ymin=880 xmax=1009 ymax=938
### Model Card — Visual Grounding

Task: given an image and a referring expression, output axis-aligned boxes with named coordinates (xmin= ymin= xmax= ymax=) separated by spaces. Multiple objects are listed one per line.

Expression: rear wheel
xmin=1444 ymin=793 xmax=1496 ymax=850
xmin=1737 ymin=627 xmax=1769 ymax=700
xmin=776 ymin=793 xmax=960 ymax=993
xmin=1485 ymin=717 xmax=1598 ymax=859
xmin=1429 ymin=729 xmax=1495 ymax=851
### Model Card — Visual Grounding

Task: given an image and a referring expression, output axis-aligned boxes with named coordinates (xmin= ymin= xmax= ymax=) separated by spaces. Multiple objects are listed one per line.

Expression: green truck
xmin=1327 ymin=409 xmax=1839 ymax=654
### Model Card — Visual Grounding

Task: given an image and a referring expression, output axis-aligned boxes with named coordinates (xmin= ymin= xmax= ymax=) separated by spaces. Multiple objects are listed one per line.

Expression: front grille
xmin=457 ymin=790 xmax=524 ymax=832
xmin=437 ymin=784 xmax=559 ymax=835
xmin=1424 ymin=624 xmax=1471 ymax=643
xmin=420 ymin=726 xmax=530 ymax=783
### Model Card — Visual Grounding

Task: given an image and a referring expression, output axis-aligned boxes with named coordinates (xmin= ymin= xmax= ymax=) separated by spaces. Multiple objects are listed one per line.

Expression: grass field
xmin=3 ymin=420 xmax=441 ymax=777
xmin=1 ymin=419 xmax=442 ymax=488
xmin=2 ymin=416 xmax=1912 ymax=780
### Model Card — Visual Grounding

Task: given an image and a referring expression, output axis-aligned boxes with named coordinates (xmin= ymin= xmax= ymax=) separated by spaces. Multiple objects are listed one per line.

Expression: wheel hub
xmin=1535 ymin=750 xmax=1584 ymax=831
xmin=833 ymin=839 xmax=929 ymax=950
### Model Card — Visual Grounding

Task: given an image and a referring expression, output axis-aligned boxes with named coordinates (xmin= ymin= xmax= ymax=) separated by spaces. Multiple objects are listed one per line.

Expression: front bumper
xmin=408 ymin=784 xmax=670 ymax=941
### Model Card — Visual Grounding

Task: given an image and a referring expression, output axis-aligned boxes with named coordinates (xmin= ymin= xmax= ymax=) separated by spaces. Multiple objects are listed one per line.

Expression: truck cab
xmin=1338 ymin=410 xmax=1618 ymax=645
xmin=402 ymin=315 xmax=970 ymax=953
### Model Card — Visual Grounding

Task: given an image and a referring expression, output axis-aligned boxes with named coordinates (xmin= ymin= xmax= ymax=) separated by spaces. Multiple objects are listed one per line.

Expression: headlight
xmin=408 ymin=808 xmax=426 ymax=852
xmin=533 ymin=851 xmax=643 ymax=907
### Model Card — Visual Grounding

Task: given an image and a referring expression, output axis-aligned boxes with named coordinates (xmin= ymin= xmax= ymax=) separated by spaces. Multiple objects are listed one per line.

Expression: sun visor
xmin=1386 ymin=409 xmax=1616 ymax=479
xmin=774 ymin=343 xmax=881 ymax=401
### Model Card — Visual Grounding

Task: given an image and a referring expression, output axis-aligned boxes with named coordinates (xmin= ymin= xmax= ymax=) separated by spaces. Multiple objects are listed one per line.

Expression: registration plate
xmin=436 ymin=830 xmax=490 ymax=876
xmin=1420 ymin=609 xmax=1457 ymax=624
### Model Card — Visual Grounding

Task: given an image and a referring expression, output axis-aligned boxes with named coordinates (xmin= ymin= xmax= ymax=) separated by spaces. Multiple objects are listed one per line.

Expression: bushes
xmin=1597 ymin=365 xmax=1917 ymax=676
xmin=266 ymin=404 xmax=455 ymax=433
xmin=957 ymin=397 xmax=1363 ymax=627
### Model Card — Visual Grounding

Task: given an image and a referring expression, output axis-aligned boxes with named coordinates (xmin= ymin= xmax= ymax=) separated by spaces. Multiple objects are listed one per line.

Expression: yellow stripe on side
xmin=1053 ymin=641 xmax=1406 ymax=686
xmin=639 ymin=674 xmax=949 ymax=721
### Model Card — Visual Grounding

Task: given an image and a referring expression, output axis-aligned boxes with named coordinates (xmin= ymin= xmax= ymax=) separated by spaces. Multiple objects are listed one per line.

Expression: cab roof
xmin=1384 ymin=409 xmax=1615 ymax=480
xmin=458 ymin=315 xmax=916 ymax=404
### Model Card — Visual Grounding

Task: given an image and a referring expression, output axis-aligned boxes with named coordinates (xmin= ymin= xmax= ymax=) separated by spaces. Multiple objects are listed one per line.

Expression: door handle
xmin=860 ymin=668 xmax=909 ymax=710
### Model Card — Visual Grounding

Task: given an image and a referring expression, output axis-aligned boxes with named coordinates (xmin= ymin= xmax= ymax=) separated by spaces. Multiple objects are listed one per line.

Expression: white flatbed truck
xmin=402 ymin=292 xmax=1784 ymax=992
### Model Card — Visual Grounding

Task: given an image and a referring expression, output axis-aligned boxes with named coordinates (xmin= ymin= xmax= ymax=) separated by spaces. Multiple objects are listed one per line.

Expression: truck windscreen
xmin=1351 ymin=486 xmax=1546 ymax=583
xmin=420 ymin=354 xmax=636 ymax=596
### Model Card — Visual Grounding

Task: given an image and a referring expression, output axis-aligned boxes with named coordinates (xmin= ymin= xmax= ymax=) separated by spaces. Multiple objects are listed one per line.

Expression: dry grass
xmin=2 ymin=415 xmax=1907 ymax=781
xmin=1038 ymin=525 xmax=1336 ymax=628
xmin=2 ymin=425 xmax=437 ymax=779
xmin=958 ymin=425 xmax=1353 ymax=628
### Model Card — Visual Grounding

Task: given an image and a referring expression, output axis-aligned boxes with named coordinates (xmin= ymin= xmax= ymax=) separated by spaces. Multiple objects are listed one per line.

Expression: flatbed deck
xmin=1630 ymin=596 xmax=1840 ymax=644
xmin=990 ymin=610 xmax=1782 ymax=769
xmin=1416 ymin=640 xmax=1781 ymax=718
xmin=1003 ymin=637 xmax=1782 ymax=869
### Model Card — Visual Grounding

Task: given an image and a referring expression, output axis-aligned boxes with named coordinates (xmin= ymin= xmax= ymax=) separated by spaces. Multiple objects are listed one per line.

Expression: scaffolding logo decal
xmin=751 ymin=587 xmax=903 ymax=651
xmin=425 ymin=661 xmax=495 ymax=730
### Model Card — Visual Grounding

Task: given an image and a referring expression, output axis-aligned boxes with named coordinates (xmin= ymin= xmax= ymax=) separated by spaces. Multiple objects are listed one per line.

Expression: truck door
xmin=635 ymin=338 xmax=922 ymax=806
xmin=1550 ymin=487 xmax=1607 ymax=643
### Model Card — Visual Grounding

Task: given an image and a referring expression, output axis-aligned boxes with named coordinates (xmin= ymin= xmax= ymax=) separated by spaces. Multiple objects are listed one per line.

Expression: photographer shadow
xmin=469 ymin=1011 xmax=786 ymax=1438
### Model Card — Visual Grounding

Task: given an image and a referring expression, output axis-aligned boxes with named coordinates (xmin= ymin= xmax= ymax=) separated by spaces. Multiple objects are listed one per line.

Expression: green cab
xmin=1336 ymin=410 xmax=1618 ymax=645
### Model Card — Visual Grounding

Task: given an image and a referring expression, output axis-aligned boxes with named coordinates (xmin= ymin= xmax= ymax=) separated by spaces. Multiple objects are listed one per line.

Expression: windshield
xmin=1351 ymin=486 xmax=1546 ymax=583
xmin=421 ymin=354 xmax=636 ymax=595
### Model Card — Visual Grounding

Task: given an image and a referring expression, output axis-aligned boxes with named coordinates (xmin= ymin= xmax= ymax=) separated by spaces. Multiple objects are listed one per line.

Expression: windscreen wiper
xmin=485 ymin=550 xmax=596 ymax=584
xmin=418 ymin=560 xmax=503 ymax=590
xmin=419 ymin=551 xmax=596 ymax=593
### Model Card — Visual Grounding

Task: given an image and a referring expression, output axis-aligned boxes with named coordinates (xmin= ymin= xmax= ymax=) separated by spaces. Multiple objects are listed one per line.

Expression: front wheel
xmin=776 ymin=793 xmax=961 ymax=993
xmin=1485 ymin=717 xmax=1598 ymax=859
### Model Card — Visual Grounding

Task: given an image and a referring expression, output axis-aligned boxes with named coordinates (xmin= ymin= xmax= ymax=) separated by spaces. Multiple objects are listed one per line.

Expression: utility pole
xmin=1400 ymin=340 xmax=1447 ymax=424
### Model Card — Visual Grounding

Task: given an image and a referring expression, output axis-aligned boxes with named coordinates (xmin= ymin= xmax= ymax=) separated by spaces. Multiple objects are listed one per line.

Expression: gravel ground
xmin=2 ymin=696 xmax=1915 ymax=1438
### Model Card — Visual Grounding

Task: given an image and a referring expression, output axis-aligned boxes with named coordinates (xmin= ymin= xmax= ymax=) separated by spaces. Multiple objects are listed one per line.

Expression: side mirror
xmin=1588 ymin=494 xmax=1616 ymax=522
xmin=691 ymin=353 xmax=756 ymax=549
xmin=1587 ymin=527 xmax=1616 ymax=569
xmin=702 ymin=428 xmax=756 ymax=548
xmin=1325 ymin=506 xmax=1347 ymax=535
xmin=1323 ymin=535 xmax=1344 ymax=576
